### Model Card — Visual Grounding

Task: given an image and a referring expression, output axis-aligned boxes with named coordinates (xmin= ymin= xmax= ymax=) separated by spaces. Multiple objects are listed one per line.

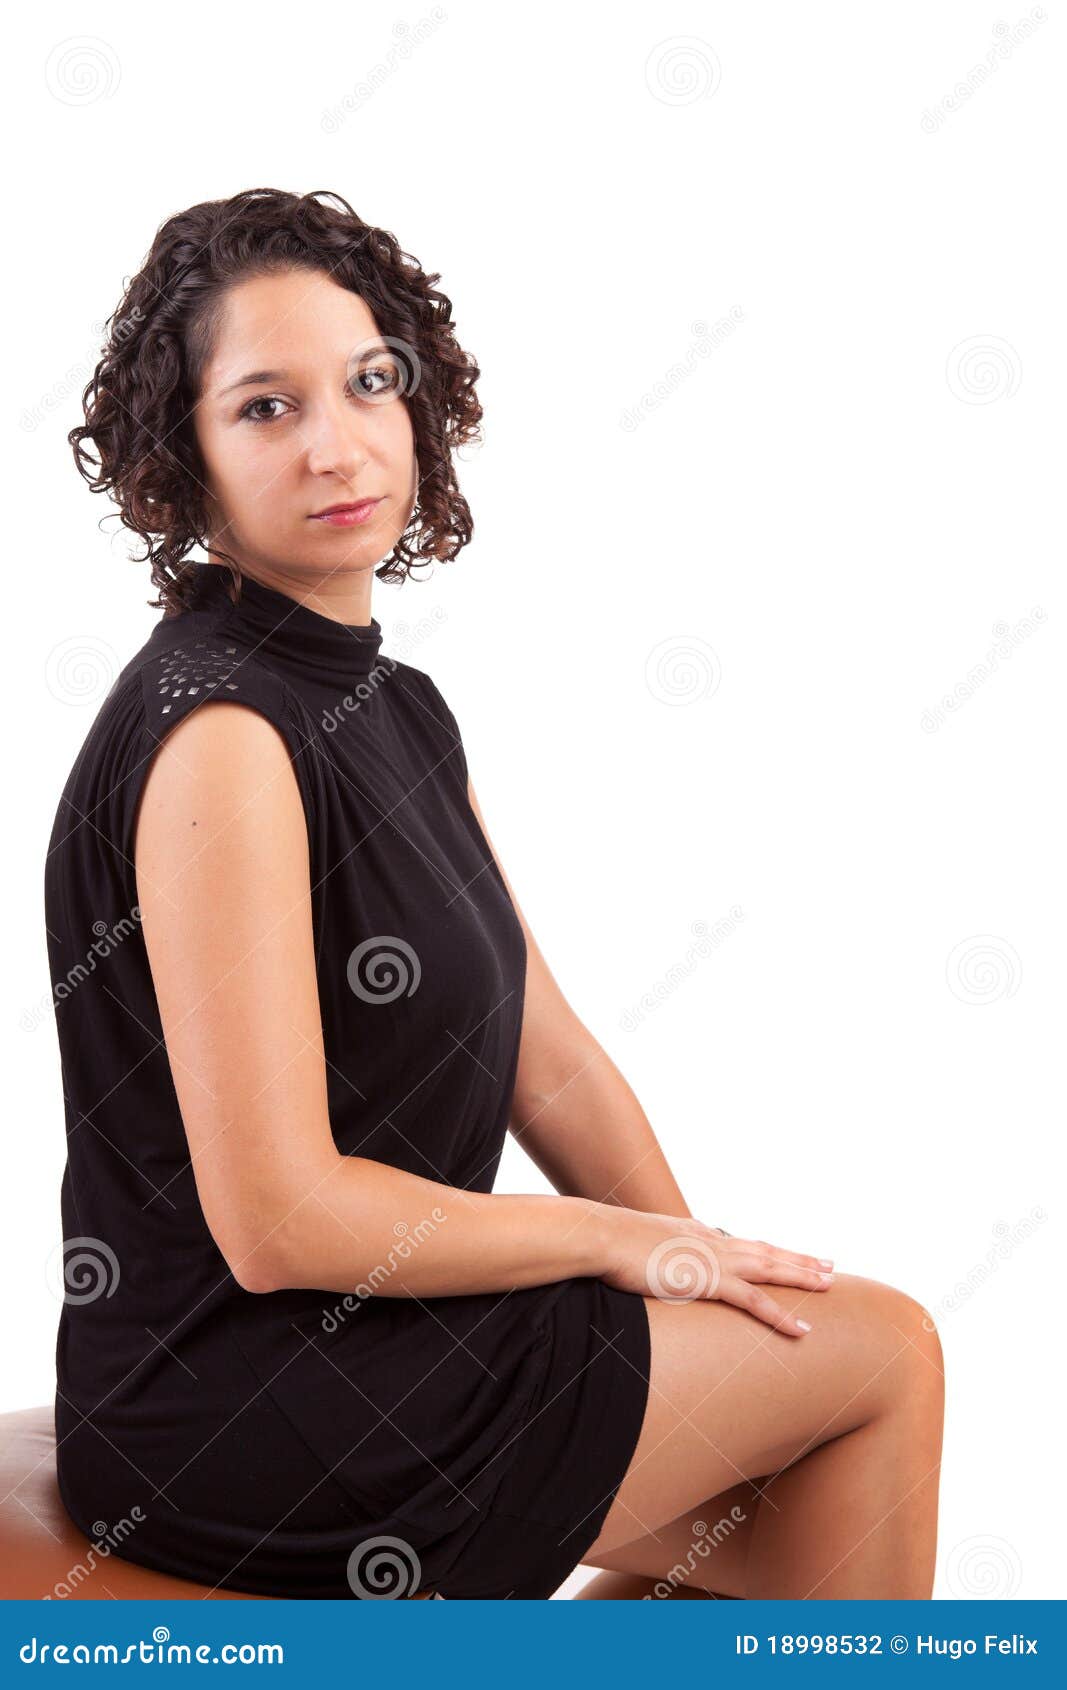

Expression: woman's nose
xmin=301 ymin=398 xmax=370 ymax=478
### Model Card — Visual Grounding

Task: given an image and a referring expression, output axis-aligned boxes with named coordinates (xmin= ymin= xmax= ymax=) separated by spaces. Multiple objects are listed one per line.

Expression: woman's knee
xmin=875 ymin=1277 xmax=945 ymax=1416
xmin=590 ymin=1273 xmax=942 ymax=1555
xmin=813 ymin=1272 xmax=945 ymax=1415
xmin=717 ymin=1269 xmax=943 ymax=1428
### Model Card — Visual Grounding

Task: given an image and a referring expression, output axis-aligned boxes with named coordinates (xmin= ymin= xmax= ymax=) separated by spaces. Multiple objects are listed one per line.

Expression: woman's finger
xmin=694 ymin=1231 xmax=836 ymax=1300
xmin=729 ymin=1256 xmax=834 ymax=1291
xmin=716 ymin=1276 xmax=815 ymax=1337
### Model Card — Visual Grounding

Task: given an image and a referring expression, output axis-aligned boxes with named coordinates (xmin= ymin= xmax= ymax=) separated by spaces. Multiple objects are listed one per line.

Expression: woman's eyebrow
xmin=220 ymin=346 xmax=392 ymax=397
xmin=219 ymin=367 xmax=289 ymax=396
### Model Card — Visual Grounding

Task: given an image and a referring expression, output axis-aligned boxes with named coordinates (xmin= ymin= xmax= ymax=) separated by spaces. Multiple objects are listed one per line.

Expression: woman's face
xmin=192 ymin=266 xmax=417 ymax=582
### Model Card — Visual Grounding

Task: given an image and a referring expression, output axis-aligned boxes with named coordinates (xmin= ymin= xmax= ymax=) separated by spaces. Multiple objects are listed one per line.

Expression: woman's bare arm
xmin=132 ymin=702 xmax=612 ymax=1297
xmin=467 ymin=779 xmax=694 ymax=1217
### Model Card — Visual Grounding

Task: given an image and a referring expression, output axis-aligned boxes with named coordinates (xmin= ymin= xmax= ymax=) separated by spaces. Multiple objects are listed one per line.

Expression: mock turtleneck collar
xmin=186 ymin=565 xmax=387 ymax=687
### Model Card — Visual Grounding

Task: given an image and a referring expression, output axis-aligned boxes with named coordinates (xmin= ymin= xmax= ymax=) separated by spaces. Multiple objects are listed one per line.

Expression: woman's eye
xmin=239 ymin=370 xmax=398 ymax=424
xmin=240 ymin=396 xmax=288 ymax=424
xmin=356 ymin=363 xmax=399 ymax=396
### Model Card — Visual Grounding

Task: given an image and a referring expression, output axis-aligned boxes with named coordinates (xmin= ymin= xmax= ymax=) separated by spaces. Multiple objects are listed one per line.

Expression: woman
xmin=47 ymin=188 xmax=943 ymax=1601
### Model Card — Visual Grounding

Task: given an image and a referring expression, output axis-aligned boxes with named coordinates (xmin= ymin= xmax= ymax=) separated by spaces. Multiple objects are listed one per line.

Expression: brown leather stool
xmin=0 ymin=1406 xmax=435 ymax=1600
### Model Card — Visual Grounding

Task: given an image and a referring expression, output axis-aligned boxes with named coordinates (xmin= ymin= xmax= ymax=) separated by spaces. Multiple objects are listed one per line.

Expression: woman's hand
xmin=597 ymin=1209 xmax=834 ymax=1337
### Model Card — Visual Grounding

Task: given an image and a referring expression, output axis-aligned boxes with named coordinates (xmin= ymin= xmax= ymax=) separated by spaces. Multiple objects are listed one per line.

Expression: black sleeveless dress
xmin=44 ymin=566 xmax=651 ymax=1599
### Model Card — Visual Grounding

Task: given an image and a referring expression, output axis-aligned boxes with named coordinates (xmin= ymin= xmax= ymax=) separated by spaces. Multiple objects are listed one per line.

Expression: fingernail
xmin=819 ymin=1258 xmax=834 ymax=1268
xmin=796 ymin=1319 xmax=812 ymax=1331
xmin=818 ymin=1271 xmax=834 ymax=1282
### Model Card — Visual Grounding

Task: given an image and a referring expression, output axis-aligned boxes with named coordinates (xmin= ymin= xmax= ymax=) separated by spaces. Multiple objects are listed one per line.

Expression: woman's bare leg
xmin=580 ymin=1480 xmax=762 ymax=1597
xmin=582 ymin=1272 xmax=944 ymax=1599
xmin=576 ymin=1570 xmax=716 ymax=1598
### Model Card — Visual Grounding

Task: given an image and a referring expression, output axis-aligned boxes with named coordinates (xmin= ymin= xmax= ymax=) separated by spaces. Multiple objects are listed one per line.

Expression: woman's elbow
xmin=211 ymin=1193 xmax=311 ymax=1294
xmin=204 ymin=1154 xmax=341 ymax=1295
xmin=225 ymin=1238 xmax=290 ymax=1295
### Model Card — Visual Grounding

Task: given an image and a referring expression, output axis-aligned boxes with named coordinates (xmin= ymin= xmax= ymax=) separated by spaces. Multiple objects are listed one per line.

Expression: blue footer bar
xmin=2 ymin=1599 xmax=1063 ymax=1685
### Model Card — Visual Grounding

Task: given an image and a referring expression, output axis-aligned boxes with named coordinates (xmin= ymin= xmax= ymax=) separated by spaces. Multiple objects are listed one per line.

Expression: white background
xmin=5 ymin=1 xmax=1062 ymax=1600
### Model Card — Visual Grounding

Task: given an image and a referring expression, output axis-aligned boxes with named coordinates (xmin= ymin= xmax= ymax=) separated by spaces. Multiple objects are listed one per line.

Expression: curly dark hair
xmin=69 ymin=187 xmax=483 ymax=618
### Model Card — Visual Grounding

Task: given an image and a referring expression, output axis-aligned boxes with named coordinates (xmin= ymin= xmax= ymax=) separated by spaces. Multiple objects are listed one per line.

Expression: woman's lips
xmin=310 ymin=498 xmax=382 ymax=526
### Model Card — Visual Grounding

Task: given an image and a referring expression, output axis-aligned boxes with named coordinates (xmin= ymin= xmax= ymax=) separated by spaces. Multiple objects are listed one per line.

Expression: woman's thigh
xmin=586 ymin=1270 xmax=942 ymax=1560
xmin=585 ymin=1479 xmax=764 ymax=1598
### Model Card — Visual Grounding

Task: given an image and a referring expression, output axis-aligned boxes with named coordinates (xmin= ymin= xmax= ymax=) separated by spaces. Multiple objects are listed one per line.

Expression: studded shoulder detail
xmin=139 ymin=637 xmax=295 ymax=745
xmin=135 ymin=634 xmax=320 ymax=839
xmin=153 ymin=637 xmax=243 ymax=718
